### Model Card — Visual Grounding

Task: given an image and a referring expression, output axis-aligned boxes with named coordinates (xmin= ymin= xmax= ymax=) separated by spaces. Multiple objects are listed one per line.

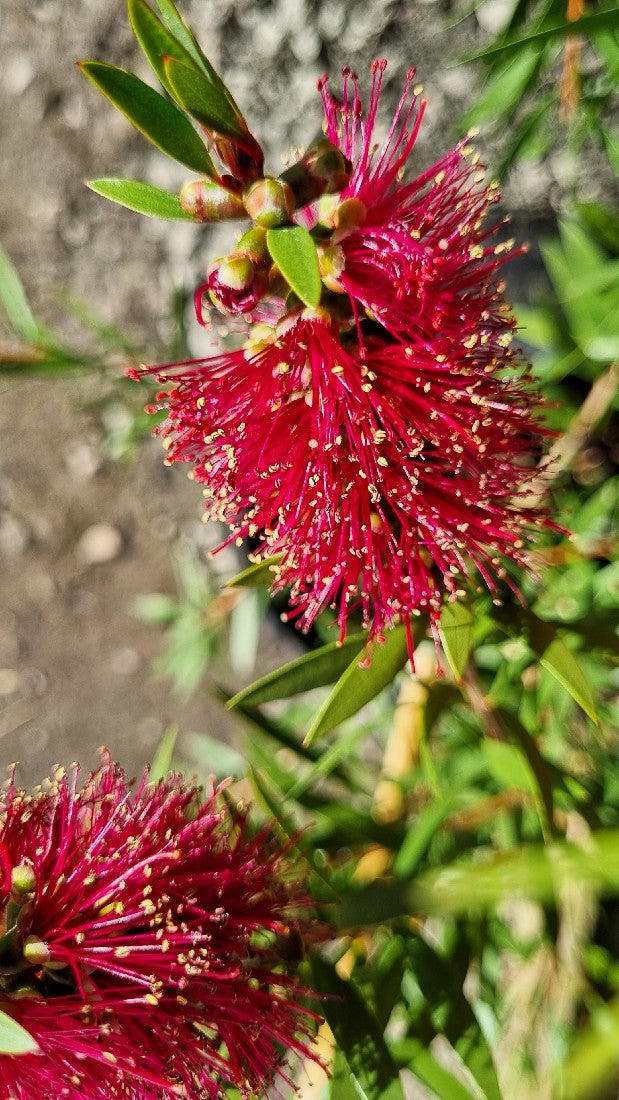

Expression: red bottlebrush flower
xmin=0 ymin=754 xmax=320 ymax=1099
xmin=136 ymin=63 xmax=553 ymax=658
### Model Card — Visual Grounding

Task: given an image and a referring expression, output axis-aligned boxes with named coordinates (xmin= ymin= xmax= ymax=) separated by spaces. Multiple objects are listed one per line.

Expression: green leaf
xmin=149 ymin=726 xmax=178 ymax=782
xmin=310 ymin=956 xmax=404 ymax=1100
xmin=0 ymin=245 xmax=41 ymax=341
xmin=226 ymin=556 xmax=283 ymax=588
xmin=266 ymin=226 xmax=322 ymax=308
xmin=128 ymin=0 xmax=201 ymax=97
xmin=393 ymin=795 xmax=461 ymax=879
xmin=538 ymin=637 xmax=598 ymax=723
xmin=483 ymin=740 xmax=538 ymax=796
xmin=154 ymin=0 xmax=239 ymax=106
xmin=79 ymin=61 xmax=214 ymax=175
xmin=462 ymin=7 xmax=619 ymax=62
xmin=438 ymin=600 xmax=473 ymax=680
xmin=412 ymin=828 xmax=619 ymax=914
xmin=304 ymin=624 xmax=410 ymax=746
xmin=86 ymin=178 xmax=197 ymax=220
xmin=555 ymin=994 xmax=619 ymax=1100
xmin=575 ymin=201 xmax=619 ymax=253
xmin=163 ymin=57 xmax=246 ymax=138
xmin=0 ymin=1009 xmax=39 ymax=1055
xmin=227 ymin=633 xmax=368 ymax=709
xmin=285 ymin=724 xmax=370 ymax=803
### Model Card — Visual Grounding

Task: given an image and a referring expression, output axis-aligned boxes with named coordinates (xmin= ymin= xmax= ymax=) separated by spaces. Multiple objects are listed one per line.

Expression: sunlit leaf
xmin=163 ymin=57 xmax=246 ymax=138
xmin=304 ymin=624 xmax=410 ymax=746
xmin=310 ymin=956 xmax=405 ymax=1100
xmin=86 ymin=178 xmax=197 ymax=220
xmin=154 ymin=0 xmax=239 ymax=107
xmin=149 ymin=726 xmax=178 ymax=783
xmin=227 ymin=633 xmax=368 ymax=709
xmin=226 ymin=556 xmax=283 ymax=588
xmin=538 ymin=637 xmax=598 ymax=723
xmin=462 ymin=7 xmax=619 ymax=62
xmin=0 ymin=245 xmax=41 ymax=341
xmin=79 ymin=61 xmax=215 ymax=175
xmin=438 ymin=600 xmax=473 ymax=680
xmin=413 ymin=829 xmax=619 ymax=914
xmin=0 ymin=1009 xmax=39 ymax=1055
xmin=266 ymin=226 xmax=322 ymax=308
xmin=129 ymin=0 xmax=201 ymax=97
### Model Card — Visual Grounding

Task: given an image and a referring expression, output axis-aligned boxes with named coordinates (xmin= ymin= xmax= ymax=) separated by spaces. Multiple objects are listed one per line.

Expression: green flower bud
xmin=179 ymin=179 xmax=246 ymax=222
xmin=11 ymin=863 xmax=35 ymax=896
xmin=22 ymin=935 xmax=50 ymax=965
xmin=244 ymin=178 xmax=296 ymax=228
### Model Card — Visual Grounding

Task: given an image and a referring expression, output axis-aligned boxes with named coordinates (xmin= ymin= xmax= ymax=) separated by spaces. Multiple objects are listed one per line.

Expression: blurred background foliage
xmin=1 ymin=0 xmax=618 ymax=1096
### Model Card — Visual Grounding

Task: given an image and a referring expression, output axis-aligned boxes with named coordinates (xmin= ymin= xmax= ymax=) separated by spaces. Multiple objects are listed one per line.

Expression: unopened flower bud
xmin=235 ymin=226 xmax=269 ymax=264
xmin=11 ymin=863 xmax=35 ymax=896
xmin=280 ymin=138 xmax=352 ymax=207
xmin=22 ymin=936 xmax=51 ymax=965
xmin=318 ymin=243 xmax=346 ymax=293
xmin=320 ymin=196 xmax=367 ymax=233
xmin=244 ymin=178 xmax=295 ymax=228
xmin=179 ymin=179 xmax=245 ymax=222
xmin=208 ymin=254 xmax=268 ymax=315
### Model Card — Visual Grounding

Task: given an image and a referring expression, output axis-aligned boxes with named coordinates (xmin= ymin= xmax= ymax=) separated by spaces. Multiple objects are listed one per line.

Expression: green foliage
xmin=265 ymin=226 xmax=322 ymax=308
xmin=457 ymin=0 xmax=619 ymax=176
xmin=86 ymin=179 xmax=198 ymax=219
xmin=0 ymin=1010 xmax=39 ymax=1055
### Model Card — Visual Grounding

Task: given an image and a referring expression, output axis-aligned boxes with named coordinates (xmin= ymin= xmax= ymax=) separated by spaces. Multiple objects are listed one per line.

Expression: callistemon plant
xmin=82 ymin=0 xmax=552 ymax=661
xmin=0 ymin=754 xmax=319 ymax=1099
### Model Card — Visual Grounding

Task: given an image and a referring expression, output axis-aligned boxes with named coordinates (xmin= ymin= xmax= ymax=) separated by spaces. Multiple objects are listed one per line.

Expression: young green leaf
xmin=128 ymin=0 xmax=203 ymax=97
xmin=538 ymin=637 xmax=599 ymax=723
xmin=462 ymin=6 xmax=619 ymax=62
xmin=438 ymin=600 xmax=473 ymax=680
xmin=86 ymin=178 xmax=198 ymax=220
xmin=154 ymin=0 xmax=240 ymax=108
xmin=0 ymin=245 xmax=41 ymax=342
xmin=0 ymin=1009 xmax=39 ymax=1055
xmin=304 ymin=624 xmax=410 ymax=746
xmin=226 ymin=556 xmax=283 ymax=588
xmin=79 ymin=61 xmax=215 ymax=175
xmin=163 ymin=57 xmax=246 ymax=138
xmin=149 ymin=726 xmax=178 ymax=782
xmin=227 ymin=633 xmax=368 ymax=709
xmin=310 ymin=956 xmax=405 ymax=1100
xmin=266 ymin=226 xmax=322 ymax=308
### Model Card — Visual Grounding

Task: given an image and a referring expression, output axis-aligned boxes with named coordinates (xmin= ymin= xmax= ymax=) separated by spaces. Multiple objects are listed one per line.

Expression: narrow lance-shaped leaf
xmin=462 ymin=6 xmax=619 ymax=62
xmin=79 ymin=61 xmax=215 ymax=176
xmin=163 ymin=57 xmax=247 ymax=139
xmin=537 ymin=636 xmax=598 ymax=723
xmin=128 ymin=0 xmax=206 ymax=98
xmin=227 ymin=633 xmax=368 ymax=709
xmin=266 ymin=226 xmax=322 ymax=309
xmin=0 ymin=245 xmax=41 ymax=342
xmin=155 ymin=0 xmax=241 ymax=109
xmin=310 ymin=956 xmax=405 ymax=1100
xmin=86 ymin=178 xmax=198 ymax=220
xmin=304 ymin=623 xmax=410 ymax=746
xmin=438 ymin=599 xmax=473 ymax=680
xmin=226 ymin=556 xmax=283 ymax=588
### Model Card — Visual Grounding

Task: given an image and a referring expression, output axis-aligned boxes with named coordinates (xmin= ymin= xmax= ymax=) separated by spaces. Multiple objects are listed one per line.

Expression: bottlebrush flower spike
xmin=0 ymin=754 xmax=320 ymax=1099
xmin=133 ymin=62 xmax=554 ymax=659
